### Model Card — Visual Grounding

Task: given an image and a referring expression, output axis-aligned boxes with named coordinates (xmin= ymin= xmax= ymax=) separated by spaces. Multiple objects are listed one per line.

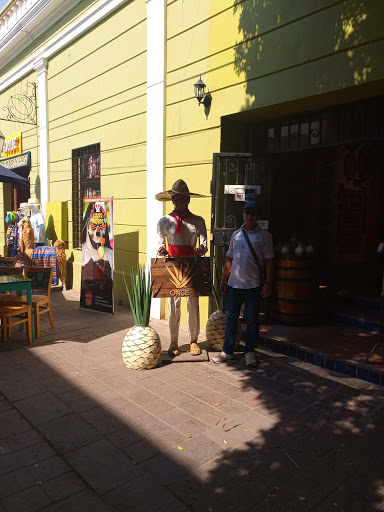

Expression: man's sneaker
xmin=211 ymin=351 xmax=235 ymax=364
xmin=245 ymin=352 xmax=258 ymax=368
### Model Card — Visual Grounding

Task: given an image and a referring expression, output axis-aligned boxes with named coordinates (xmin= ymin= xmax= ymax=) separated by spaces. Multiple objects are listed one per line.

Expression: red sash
xmin=168 ymin=244 xmax=194 ymax=257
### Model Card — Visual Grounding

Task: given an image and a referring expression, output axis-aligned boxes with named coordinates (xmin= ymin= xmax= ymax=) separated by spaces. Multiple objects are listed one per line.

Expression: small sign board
xmin=224 ymin=184 xmax=261 ymax=195
xmin=151 ymin=257 xmax=212 ymax=298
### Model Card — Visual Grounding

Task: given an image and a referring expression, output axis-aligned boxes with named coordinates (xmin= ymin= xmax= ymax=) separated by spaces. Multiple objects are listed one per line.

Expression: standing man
xmin=212 ymin=201 xmax=274 ymax=367
xmin=156 ymin=179 xmax=207 ymax=356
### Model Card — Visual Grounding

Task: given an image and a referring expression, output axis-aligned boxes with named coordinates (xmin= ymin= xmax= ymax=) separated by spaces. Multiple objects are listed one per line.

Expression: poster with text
xmin=80 ymin=197 xmax=114 ymax=313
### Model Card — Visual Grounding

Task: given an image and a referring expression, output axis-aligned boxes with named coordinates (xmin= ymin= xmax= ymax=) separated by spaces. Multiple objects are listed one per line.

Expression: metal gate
xmin=210 ymin=153 xmax=273 ymax=314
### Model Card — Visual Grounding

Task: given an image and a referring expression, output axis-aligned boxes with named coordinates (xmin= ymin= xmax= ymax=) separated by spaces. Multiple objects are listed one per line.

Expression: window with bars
xmin=72 ymin=143 xmax=101 ymax=249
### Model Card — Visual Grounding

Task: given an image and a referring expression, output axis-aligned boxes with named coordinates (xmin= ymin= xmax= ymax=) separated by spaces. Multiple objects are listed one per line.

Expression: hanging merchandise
xmin=88 ymin=156 xmax=93 ymax=178
xmin=5 ymin=211 xmax=21 ymax=257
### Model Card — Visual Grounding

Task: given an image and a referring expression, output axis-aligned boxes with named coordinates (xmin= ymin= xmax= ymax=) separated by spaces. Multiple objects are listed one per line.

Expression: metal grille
xmin=72 ymin=143 xmax=101 ymax=249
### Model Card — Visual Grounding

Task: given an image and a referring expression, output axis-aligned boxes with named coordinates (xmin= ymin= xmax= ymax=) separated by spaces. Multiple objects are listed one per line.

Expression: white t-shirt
xmin=227 ymin=224 xmax=274 ymax=289
xmin=30 ymin=211 xmax=46 ymax=244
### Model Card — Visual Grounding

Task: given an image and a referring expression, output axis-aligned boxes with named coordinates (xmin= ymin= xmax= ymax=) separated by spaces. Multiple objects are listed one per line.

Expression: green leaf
xmin=123 ymin=265 xmax=152 ymax=326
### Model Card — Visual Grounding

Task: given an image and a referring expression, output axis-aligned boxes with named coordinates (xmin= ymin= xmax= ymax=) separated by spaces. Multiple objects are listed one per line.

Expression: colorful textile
xmin=32 ymin=246 xmax=57 ymax=285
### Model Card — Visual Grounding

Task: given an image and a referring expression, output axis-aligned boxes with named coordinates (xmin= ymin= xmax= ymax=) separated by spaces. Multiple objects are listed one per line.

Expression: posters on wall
xmin=80 ymin=197 xmax=114 ymax=313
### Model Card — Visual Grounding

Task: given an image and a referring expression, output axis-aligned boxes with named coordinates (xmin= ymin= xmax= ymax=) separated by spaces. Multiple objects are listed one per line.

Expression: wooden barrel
xmin=273 ymin=256 xmax=317 ymax=324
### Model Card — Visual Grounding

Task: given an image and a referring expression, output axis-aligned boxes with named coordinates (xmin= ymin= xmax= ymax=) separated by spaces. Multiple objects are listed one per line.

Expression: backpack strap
xmin=242 ymin=228 xmax=265 ymax=285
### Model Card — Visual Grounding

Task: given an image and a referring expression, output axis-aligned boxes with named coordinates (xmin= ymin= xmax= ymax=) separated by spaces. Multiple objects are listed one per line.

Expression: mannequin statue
xmin=27 ymin=198 xmax=46 ymax=247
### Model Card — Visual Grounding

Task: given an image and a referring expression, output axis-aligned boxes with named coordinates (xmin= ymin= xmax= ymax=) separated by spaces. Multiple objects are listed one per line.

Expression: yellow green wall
xmin=1 ymin=0 xmax=384 ymax=330
xmin=47 ymin=0 xmax=147 ymax=304
xmin=165 ymin=0 xmax=384 ymax=326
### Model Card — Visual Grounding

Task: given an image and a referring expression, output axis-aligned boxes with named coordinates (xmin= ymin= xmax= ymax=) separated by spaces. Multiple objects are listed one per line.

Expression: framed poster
xmin=80 ymin=197 xmax=114 ymax=313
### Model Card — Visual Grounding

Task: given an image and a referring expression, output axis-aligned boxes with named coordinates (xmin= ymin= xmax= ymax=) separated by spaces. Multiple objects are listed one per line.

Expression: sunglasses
xmin=243 ymin=209 xmax=258 ymax=215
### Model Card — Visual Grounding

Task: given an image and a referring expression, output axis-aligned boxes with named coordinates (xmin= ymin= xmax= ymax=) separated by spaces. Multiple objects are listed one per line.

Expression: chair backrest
xmin=25 ymin=266 xmax=54 ymax=297
xmin=0 ymin=266 xmax=24 ymax=275
xmin=0 ymin=256 xmax=18 ymax=267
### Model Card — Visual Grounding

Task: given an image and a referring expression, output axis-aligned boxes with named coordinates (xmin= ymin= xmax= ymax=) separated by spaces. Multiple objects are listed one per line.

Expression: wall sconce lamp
xmin=194 ymin=76 xmax=212 ymax=108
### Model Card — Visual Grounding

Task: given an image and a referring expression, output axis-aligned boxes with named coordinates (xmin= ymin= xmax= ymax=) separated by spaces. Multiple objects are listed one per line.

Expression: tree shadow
xmin=0 ymin=293 xmax=383 ymax=510
xmin=233 ymin=1 xmax=376 ymax=111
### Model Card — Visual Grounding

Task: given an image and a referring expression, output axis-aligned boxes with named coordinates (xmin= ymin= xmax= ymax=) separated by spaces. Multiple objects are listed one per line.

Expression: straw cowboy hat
xmin=27 ymin=197 xmax=41 ymax=207
xmin=155 ymin=179 xmax=205 ymax=201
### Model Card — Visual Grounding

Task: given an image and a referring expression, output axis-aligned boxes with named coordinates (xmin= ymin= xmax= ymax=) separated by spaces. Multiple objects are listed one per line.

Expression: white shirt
xmin=227 ymin=224 xmax=274 ymax=289
xmin=157 ymin=212 xmax=207 ymax=253
xmin=30 ymin=211 xmax=46 ymax=244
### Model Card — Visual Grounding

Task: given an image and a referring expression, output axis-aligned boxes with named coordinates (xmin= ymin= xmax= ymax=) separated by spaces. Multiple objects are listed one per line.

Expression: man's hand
xmin=157 ymin=246 xmax=168 ymax=256
xmin=262 ymin=283 xmax=272 ymax=298
xmin=220 ymin=279 xmax=228 ymax=294
xmin=193 ymin=246 xmax=205 ymax=258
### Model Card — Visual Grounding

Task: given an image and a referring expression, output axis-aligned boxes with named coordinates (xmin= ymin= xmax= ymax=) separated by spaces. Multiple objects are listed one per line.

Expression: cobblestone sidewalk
xmin=0 ymin=290 xmax=384 ymax=511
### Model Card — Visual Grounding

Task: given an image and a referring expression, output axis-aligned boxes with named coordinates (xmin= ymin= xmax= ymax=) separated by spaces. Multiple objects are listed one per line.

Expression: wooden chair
xmin=0 ymin=304 xmax=32 ymax=344
xmin=7 ymin=266 xmax=54 ymax=338
xmin=0 ymin=256 xmax=18 ymax=267
xmin=0 ymin=266 xmax=24 ymax=275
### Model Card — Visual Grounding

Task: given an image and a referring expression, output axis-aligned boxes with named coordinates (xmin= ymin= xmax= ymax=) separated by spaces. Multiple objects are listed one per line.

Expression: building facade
xmin=1 ymin=0 xmax=384 ymax=327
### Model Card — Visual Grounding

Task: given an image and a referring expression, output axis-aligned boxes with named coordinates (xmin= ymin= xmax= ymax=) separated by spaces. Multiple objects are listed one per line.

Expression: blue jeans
xmin=223 ymin=285 xmax=262 ymax=355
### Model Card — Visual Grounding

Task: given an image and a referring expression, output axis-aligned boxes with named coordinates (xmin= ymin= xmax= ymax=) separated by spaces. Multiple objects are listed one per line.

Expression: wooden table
xmin=0 ymin=274 xmax=34 ymax=339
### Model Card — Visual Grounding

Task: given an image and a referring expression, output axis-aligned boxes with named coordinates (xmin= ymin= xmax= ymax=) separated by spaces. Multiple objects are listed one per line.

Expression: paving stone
xmin=0 ymin=375 xmax=47 ymax=402
xmin=179 ymin=400 xmax=213 ymax=417
xmin=122 ymin=439 xmax=160 ymax=463
xmin=0 ymin=400 xmax=12 ymax=413
xmin=196 ymin=390 xmax=231 ymax=407
xmin=26 ymin=456 xmax=70 ymax=484
xmin=40 ymin=471 xmax=87 ymax=501
xmin=158 ymin=407 xmax=192 ymax=426
xmin=204 ymin=410 xmax=276 ymax=449
xmin=0 ymin=409 xmax=21 ymax=426
xmin=0 ymin=442 xmax=55 ymax=475
xmin=217 ymin=400 xmax=251 ymax=416
xmin=134 ymin=416 xmax=169 ymax=437
xmin=65 ymin=439 xmax=143 ymax=494
xmin=42 ymin=489 xmax=111 ymax=512
xmin=106 ymin=427 xmax=143 ymax=449
xmin=0 ymin=484 xmax=52 ymax=512
xmin=38 ymin=413 xmax=103 ymax=454
xmin=167 ymin=435 xmax=224 ymax=470
xmin=198 ymin=411 xmax=230 ymax=427
xmin=0 ymin=468 xmax=35 ymax=499
xmin=79 ymin=406 xmax=127 ymax=435
xmin=175 ymin=417 xmax=209 ymax=437
xmin=141 ymin=398 xmax=174 ymax=415
xmin=140 ymin=453 xmax=191 ymax=486
xmin=123 ymin=389 xmax=158 ymax=406
xmin=146 ymin=427 xmax=187 ymax=451
xmin=103 ymin=473 xmax=189 ymax=512
xmin=1 ymin=430 xmax=43 ymax=452
xmin=14 ymin=392 xmax=72 ymax=425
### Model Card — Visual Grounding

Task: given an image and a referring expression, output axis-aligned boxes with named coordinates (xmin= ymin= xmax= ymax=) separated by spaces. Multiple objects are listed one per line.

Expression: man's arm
xmin=194 ymin=217 xmax=208 ymax=256
xmin=262 ymin=257 xmax=274 ymax=297
xmin=220 ymin=257 xmax=233 ymax=294
xmin=157 ymin=218 xmax=168 ymax=256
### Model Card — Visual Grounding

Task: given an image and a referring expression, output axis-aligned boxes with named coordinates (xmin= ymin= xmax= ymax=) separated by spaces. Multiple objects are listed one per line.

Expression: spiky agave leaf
xmin=123 ymin=265 xmax=152 ymax=326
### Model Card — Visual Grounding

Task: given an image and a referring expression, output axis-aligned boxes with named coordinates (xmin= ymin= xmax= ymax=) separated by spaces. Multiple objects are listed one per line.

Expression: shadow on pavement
xmin=0 ymin=290 xmax=383 ymax=510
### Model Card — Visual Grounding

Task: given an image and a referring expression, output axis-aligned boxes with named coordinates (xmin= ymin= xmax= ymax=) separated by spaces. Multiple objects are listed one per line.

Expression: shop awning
xmin=0 ymin=164 xmax=29 ymax=186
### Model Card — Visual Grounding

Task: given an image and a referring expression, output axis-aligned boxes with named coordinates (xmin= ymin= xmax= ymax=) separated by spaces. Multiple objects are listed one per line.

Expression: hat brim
xmin=155 ymin=190 xmax=206 ymax=201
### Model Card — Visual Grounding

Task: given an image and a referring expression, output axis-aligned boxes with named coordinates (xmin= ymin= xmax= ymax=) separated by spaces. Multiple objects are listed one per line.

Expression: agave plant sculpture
xmin=123 ymin=265 xmax=152 ymax=326
xmin=122 ymin=265 xmax=161 ymax=370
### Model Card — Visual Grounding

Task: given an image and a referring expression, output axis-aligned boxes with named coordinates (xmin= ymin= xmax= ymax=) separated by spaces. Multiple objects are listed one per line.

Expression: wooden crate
xmin=151 ymin=257 xmax=212 ymax=298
